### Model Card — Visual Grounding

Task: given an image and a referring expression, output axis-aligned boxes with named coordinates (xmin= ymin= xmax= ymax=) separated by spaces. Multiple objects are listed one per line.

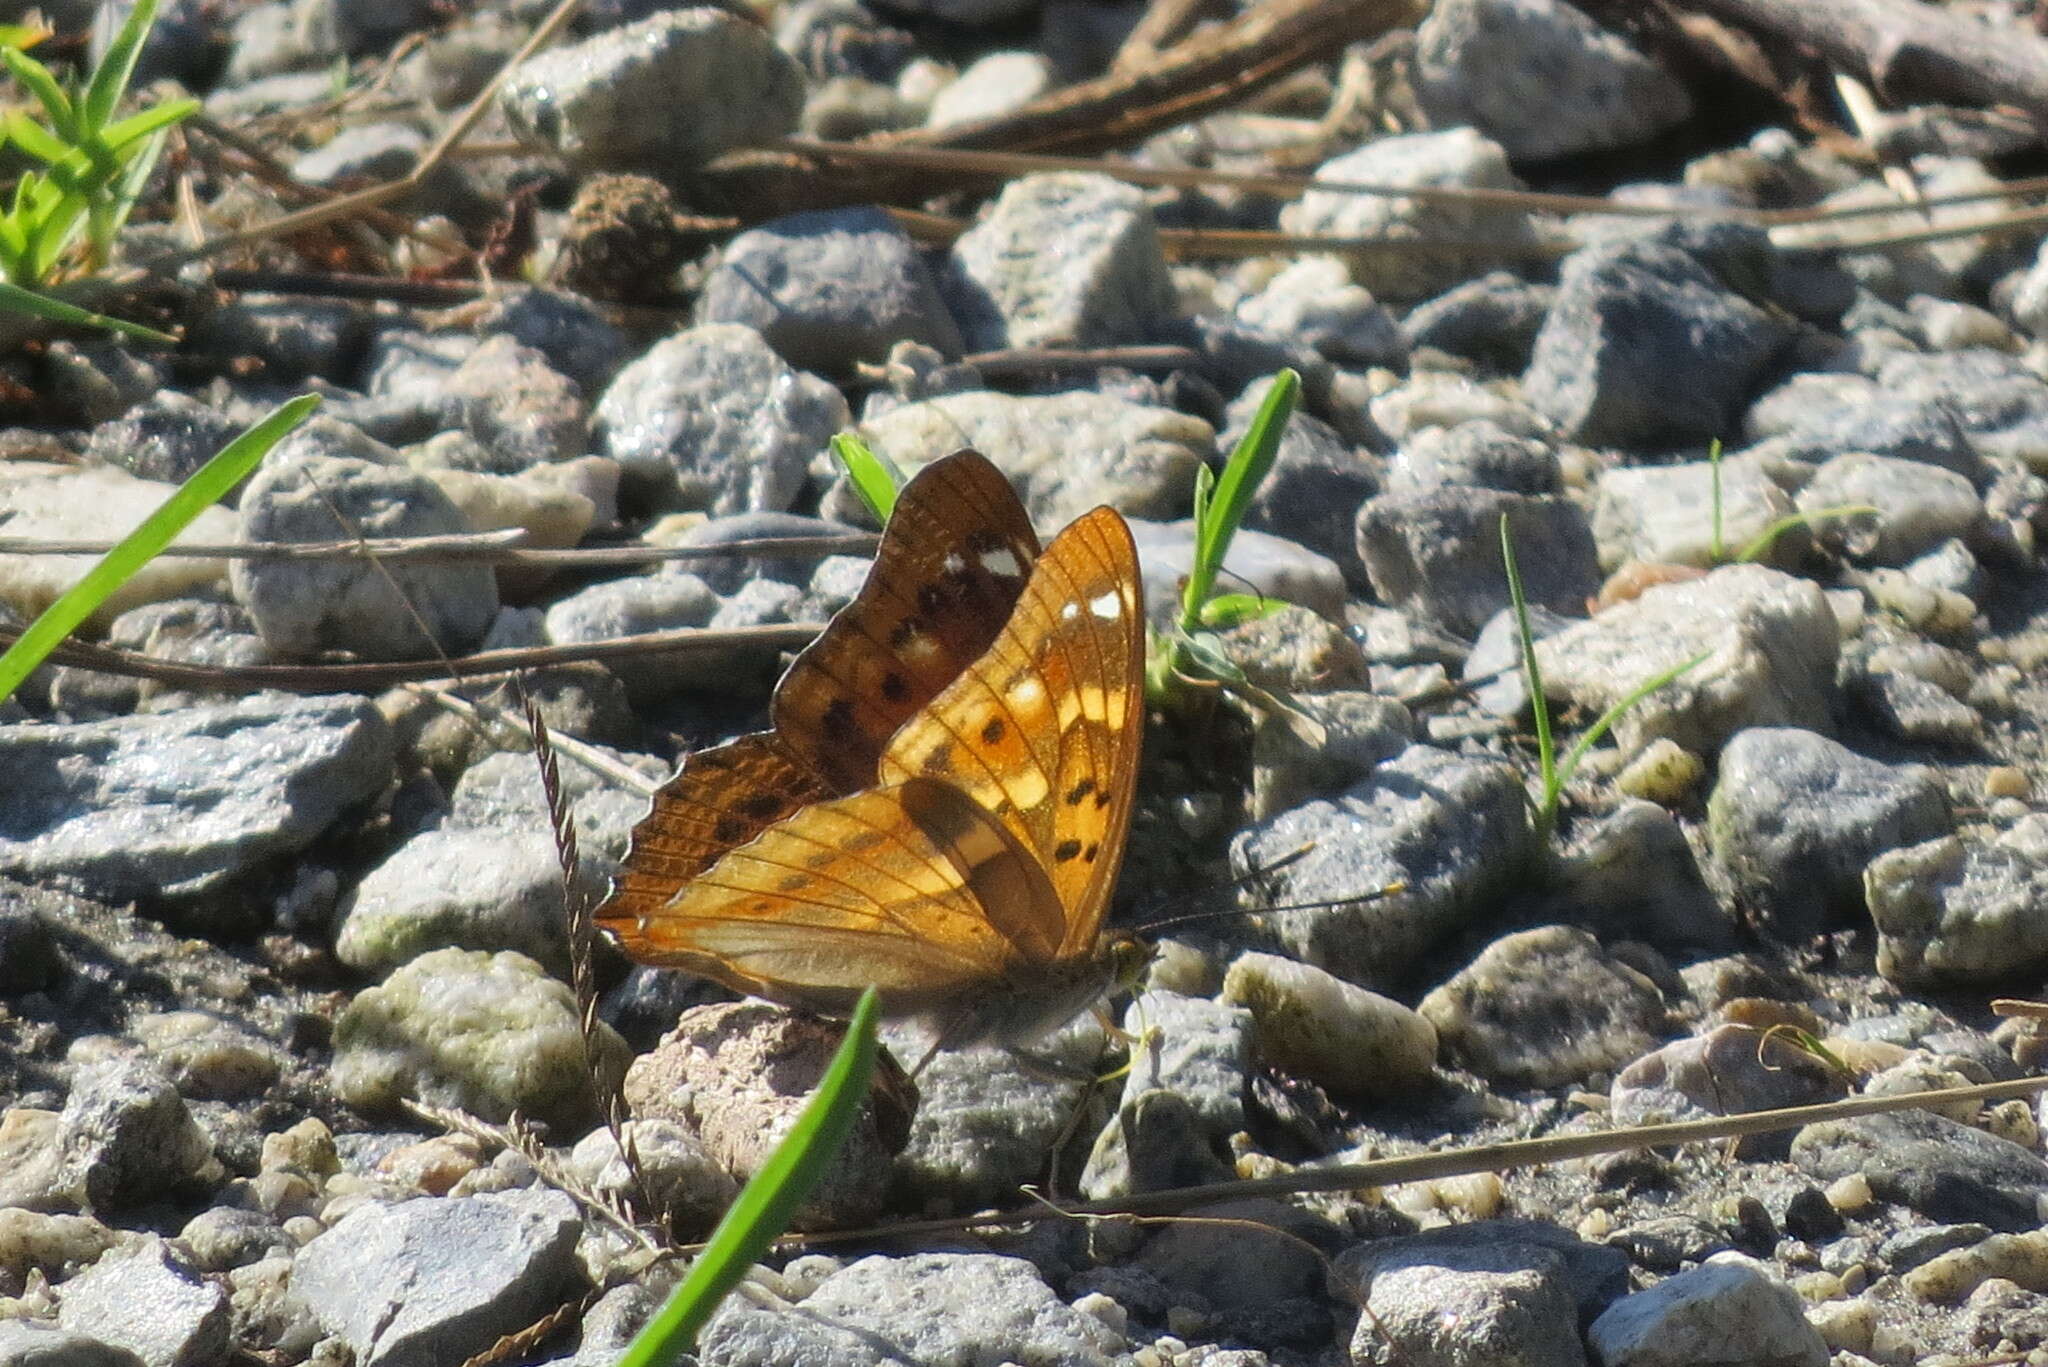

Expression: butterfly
xmin=595 ymin=451 xmax=1147 ymax=1051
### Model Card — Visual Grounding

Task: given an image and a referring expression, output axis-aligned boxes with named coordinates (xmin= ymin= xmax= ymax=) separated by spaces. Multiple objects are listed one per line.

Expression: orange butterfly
xmin=596 ymin=452 xmax=1146 ymax=1050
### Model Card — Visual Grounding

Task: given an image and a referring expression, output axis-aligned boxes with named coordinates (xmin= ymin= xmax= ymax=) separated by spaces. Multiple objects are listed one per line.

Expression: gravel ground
xmin=7 ymin=0 xmax=2048 ymax=1364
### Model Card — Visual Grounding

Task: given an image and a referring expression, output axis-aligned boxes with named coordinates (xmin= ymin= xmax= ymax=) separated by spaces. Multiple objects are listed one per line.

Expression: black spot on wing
xmin=980 ymin=716 xmax=1006 ymax=745
xmin=1054 ymin=839 xmax=1083 ymax=863
xmin=1064 ymin=777 xmax=1095 ymax=806
xmin=881 ymin=672 xmax=910 ymax=703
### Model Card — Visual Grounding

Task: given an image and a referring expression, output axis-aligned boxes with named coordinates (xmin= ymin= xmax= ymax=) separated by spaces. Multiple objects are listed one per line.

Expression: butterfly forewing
xmin=774 ymin=453 xmax=1040 ymax=794
xmin=877 ymin=506 xmax=1145 ymax=964
xmin=596 ymin=452 xmax=1038 ymax=958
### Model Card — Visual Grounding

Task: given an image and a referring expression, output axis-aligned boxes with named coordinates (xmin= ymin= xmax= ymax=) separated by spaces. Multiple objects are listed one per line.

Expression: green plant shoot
xmin=829 ymin=434 xmax=907 ymax=523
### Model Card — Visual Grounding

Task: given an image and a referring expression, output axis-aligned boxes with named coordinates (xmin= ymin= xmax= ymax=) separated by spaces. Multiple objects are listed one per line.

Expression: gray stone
xmin=1416 ymin=0 xmax=1691 ymax=161
xmin=83 ymin=391 xmax=246 ymax=488
xmin=926 ymin=50 xmax=1050 ymax=127
xmin=1706 ymin=727 xmax=1950 ymax=942
xmin=498 ymin=8 xmax=804 ymax=175
xmin=1402 ymin=272 xmax=1556 ymax=373
xmin=1873 ymin=347 xmax=2048 ymax=473
xmin=1533 ymin=564 xmax=1839 ymax=758
xmin=1385 ymin=421 xmax=1561 ymax=497
xmin=1422 ymin=926 xmax=1667 ymax=1089
xmin=595 ymin=324 xmax=847 ymax=513
xmin=697 ymin=207 xmax=964 ymax=372
xmin=1339 ymin=1233 xmax=1588 ymax=1367
xmin=1079 ymin=1088 xmax=1235 ymax=1200
xmin=1791 ymin=1107 xmax=2048 ymax=1232
xmin=56 ymin=1238 xmax=228 ymax=1367
xmin=1249 ymin=690 xmax=1412 ymax=821
xmin=1798 ymin=452 xmax=1983 ymax=565
xmin=441 ymin=335 xmax=591 ymax=470
xmin=0 ymin=693 xmax=393 ymax=903
xmin=1369 ymin=371 xmax=1552 ymax=444
xmin=1279 ymin=129 xmax=1540 ymax=303
xmin=1119 ymin=991 xmax=1252 ymax=1136
xmin=1586 ymin=1254 xmax=1827 ymax=1367
xmin=188 ymin=295 xmax=366 ymax=383
xmin=1229 ymin=745 xmax=1532 ymax=988
xmin=1612 ymin=1024 xmax=1849 ymax=1135
xmin=335 ymin=828 xmax=589 ymax=976
xmin=943 ymin=173 xmax=1178 ymax=352
xmin=1235 ymin=256 xmax=1406 ymax=369
xmin=1869 ymin=831 xmax=2048 ymax=987
xmin=469 ymin=287 xmax=633 ymax=397
xmin=1526 ymin=237 xmax=1795 ymax=447
xmin=1357 ymin=487 xmax=1599 ymax=637
xmin=852 ymin=390 xmax=1209 ymax=528
xmin=1542 ymin=800 xmax=1737 ymax=952
xmin=1127 ymin=518 xmax=1346 ymax=628
xmin=0 ymin=1323 xmax=144 ymax=1367
xmin=233 ymin=454 xmax=498 ymax=660
xmin=1221 ymin=952 xmax=1438 ymax=1099
xmin=331 ymin=948 xmax=628 ymax=1135
xmin=178 ymin=1207 xmax=290 ymax=1272
xmin=1337 ymin=1220 xmax=1629 ymax=1324
xmin=1850 ymin=662 xmax=1984 ymax=745
xmin=1592 ymin=455 xmax=1799 ymax=572
xmin=1744 ymin=372 xmax=1987 ymax=482
xmin=291 ymin=121 xmax=425 ymax=187
xmin=541 ymin=572 xmax=770 ymax=702
xmin=291 ymin=1189 xmax=583 ymax=1367
xmin=794 ymin=1254 xmax=1127 ymax=1365
xmin=565 ymin=1119 xmax=738 ymax=1232
xmin=54 ymin=1062 xmax=213 ymax=1215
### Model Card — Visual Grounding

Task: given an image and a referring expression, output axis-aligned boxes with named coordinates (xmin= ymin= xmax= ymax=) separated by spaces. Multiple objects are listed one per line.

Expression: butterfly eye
xmin=1108 ymin=936 xmax=1155 ymax=990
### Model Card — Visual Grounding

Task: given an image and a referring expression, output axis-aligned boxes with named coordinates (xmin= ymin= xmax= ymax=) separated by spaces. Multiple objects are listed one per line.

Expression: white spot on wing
xmin=942 ymin=552 xmax=966 ymax=575
xmin=1061 ymin=601 xmax=1081 ymax=620
xmin=1089 ymin=591 xmax=1121 ymax=619
xmin=980 ymin=548 xmax=1023 ymax=579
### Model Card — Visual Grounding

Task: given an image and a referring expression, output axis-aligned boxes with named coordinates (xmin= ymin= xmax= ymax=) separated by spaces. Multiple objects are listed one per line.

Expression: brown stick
xmin=1671 ymin=0 xmax=2048 ymax=130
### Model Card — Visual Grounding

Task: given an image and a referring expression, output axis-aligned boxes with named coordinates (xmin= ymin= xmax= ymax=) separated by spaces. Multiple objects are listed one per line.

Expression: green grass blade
xmin=99 ymin=98 xmax=198 ymax=154
xmin=82 ymin=0 xmax=157 ymax=135
xmin=1499 ymin=514 xmax=1557 ymax=828
xmin=0 ymin=393 xmax=318 ymax=705
xmin=1708 ymin=438 xmax=1725 ymax=563
xmin=1181 ymin=369 xmax=1297 ymax=629
xmin=0 ymin=279 xmax=176 ymax=341
xmin=1732 ymin=505 xmax=1878 ymax=565
xmin=2 ymin=48 xmax=76 ymax=142
xmin=616 ymin=988 xmax=882 ymax=1366
xmin=3 ymin=111 xmax=72 ymax=166
xmin=1194 ymin=591 xmax=1285 ymax=630
xmin=828 ymin=433 xmax=906 ymax=522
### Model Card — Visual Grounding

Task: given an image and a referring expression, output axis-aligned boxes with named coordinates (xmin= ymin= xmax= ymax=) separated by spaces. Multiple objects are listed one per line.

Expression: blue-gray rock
xmin=1385 ymin=421 xmax=1561 ymax=497
xmin=178 ymin=1207 xmax=291 ymax=1272
xmin=852 ymin=390 xmax=1209 ymax=527
xmin=1791 ymin=1107 xmax=2048 ymax=1232
xmin=1707 ymin=727 xmax=1950 ymax=942
xmin=1338 ymin=1231 xmax=1590 ymax=1367
xmin=1079 ymin=1087 xmax=1236 ymax=1201
xmin=1119 ymin=991 xmax=1252 ymax=1136
xmin=1798 ymin=452 xmax=1983 ymax=564
xmin=83 ymin=391 xmax=247 ymax=488
xmin=1872 ymin=347 xmax=2048 ymax=471
xmin=468 ymin=288 xmax=633 ymax=397
xmin=1229 ymin=744 xmax=1532 ymax=988
xmin=1415 ymin=0 xmax=1691 ymax=161
xmin=1544 ymin=800 xmax=1738 ymax=952
xmin=291 ymin=121 xmax=425 ymax=187
xmin=786 ymin=1254 xmax=1127 ymax=1365
xmin=55 ymin=1237 xmax=228 ymax=1367
xmin=1336 ymin=1220 xmax=1630 ymax=1325
xmin=1869 ymin=831 xmax=2048 ymax=987
xmin=1612 ymin=1024 xmax=1849 ymax=1136
xmin=335 ymin=828 xmax=586 ymax=976
xmin=1234 ymin=256 xmax=1407 ymax=369
xmin=0 ymin=1323 xmax=144 ymax=1367
xmin=498 ymin=9 xmax=805 ymax=176
xmin=291 ymin=1189 xmax=583 ymax=1367
xmin=187 ymin=294 xmax=367 ymax=384
xmin=1526 ymin=238 xmax=1795 ymax=447
xmin=54 ymin=1061 xmax=214 ymax=1215
xmin=1744 ymin=372 xmax=1988 ymax=483
xmin=661 ymin=510 xmax=867 ymax=593
xmin=0 ymin=897 xmax=60 ymax=994
xmin=233 ymin=455 xmax=499 ymax=660
xmin=1421 ymin=925 xmax=1668 ymax=1089
xmin=541 ymin=571 xmax=773 ymax=702
xmin=1591 ymin=455 xmax=1799 ymax=572
xmin=0 ymin=693 xmax=393 ymax=903
xmin=1280 ymin=128 xmax=1540 ymax=303
xmin=1402 ymin=273 xmax=1556 ymax=373
xmin=1357 ymin=487 xmax=1599 ymax=636
xmin=1533 ymin=564 xmax=1839 ymax=758
xmin=943 ymin=173 xmax=1178 ymax=352
xmin=1587 ymin=1254 xmax=1827 ymax=1367
xmin=1249 ymin=689 xmax=1413 ymax=821
xmin=441 ymin=335 xmax=591 ymax=470
xmin=697 ymin=207 xmax=964 ymax=372
xmin=595 ymin=324 xmax=847 ymax=512
xmin=1128 ymin=519 xmax=1348 ymax=629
